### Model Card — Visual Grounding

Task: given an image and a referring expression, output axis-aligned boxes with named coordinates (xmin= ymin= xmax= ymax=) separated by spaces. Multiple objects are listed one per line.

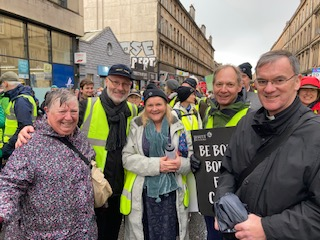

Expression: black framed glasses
xmin=108 ymin=77 xmax=132 ymax=89
xmin=255 ymin=74 xmax=297 ymax=87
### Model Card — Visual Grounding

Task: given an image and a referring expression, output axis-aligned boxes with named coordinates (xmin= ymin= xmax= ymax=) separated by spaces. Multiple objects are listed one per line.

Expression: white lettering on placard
xmin=208 ymin=191 xmax=215 ymax=204
xmin=199 ymin=145 xmax=211 ymax=157
xmin=205 ymin=160 xmax=222 ymax=173
xmin=213 ymin=176 xmax=219 ymax=188
xmin=212 ymin=144 xmax=228 ymax=157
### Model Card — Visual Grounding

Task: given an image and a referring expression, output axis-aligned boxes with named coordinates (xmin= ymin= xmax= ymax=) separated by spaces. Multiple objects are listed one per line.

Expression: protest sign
xmin=191 ymin=127 xmax=235 ymax=216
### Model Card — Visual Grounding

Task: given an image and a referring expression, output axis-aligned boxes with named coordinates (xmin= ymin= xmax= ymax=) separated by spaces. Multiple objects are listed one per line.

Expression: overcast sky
xmin=180 ymin=0 xmax=300 ymax=70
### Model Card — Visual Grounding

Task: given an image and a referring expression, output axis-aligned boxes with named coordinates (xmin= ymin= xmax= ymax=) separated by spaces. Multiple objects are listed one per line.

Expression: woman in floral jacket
xmin=0 ymin=89 xmax=97 ymax=239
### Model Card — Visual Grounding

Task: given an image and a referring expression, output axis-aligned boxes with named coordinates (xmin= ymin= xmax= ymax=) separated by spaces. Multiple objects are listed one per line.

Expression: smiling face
xmin=255 ymin=57 xmax=301 ymax=116
xmin=45 ymin=98 xmax=79 ymax=136
xmin=213 ymin=66 xmax=242 ymax=108
xmin=106 ymin=75 xmax=131 ymax=105
xmin=80 ymin=83 xmax=94 ymax=99
xmin=144 ymin=96 xmax=167 ymax=125
xmin=298 ymin=88 xmax=319 ymax=106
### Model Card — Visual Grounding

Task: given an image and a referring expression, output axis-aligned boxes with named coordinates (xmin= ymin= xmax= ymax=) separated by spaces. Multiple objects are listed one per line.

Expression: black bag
xmin=214 ymin=193 xmax=248 ymax=234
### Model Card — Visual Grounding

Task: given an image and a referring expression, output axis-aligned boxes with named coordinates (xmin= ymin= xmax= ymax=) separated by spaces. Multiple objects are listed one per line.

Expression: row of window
xmin=0 ymin=14 xmax=74 ymax=87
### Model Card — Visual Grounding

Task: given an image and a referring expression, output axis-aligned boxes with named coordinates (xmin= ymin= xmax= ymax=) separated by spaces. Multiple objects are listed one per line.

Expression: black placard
xmin=191 ymin=127 xmax=235 ymax=216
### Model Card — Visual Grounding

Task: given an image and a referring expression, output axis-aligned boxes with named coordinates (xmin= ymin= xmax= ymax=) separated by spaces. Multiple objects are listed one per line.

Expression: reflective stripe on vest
xmin=4 ymin=95 xmax=37 ymax=143
xmin=204 ymin=108 xmax=249 ymax=129
xmin=80 ymin=97 xmax=137 ymax=171
xmin=120 ymin=130 xmax=190 ymax=215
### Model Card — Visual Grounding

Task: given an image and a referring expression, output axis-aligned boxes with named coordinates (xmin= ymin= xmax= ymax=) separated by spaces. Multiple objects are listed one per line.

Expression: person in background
xmin=0 ymin=88 xmax=9 ymax=170
xmin=238 ymin=62 xmax=254 ymax=92
xmin=202 ymin=64 xmax=250 ymax=240
xmin=0 ymin=89 xmax=97 ymax=239
xmin=173 ymin=86 xmax=202 ymax=136
xmin=127 ymin=89 xmax=144 ymax=113
xmin=214 ymin=50 xmax=320 ymax=240
xmin=79 ymin=78 xmax=94 ymax=101
xmin=121 ymin=87 xmax=192 ymax=239
xmin=298 ymin=76 xmax=320 ymax=114
xmin=182 ymin=77 xmax=212 ymax=120
xmin=238 ymin=62 xmax=262 ymax=110
xmin=50 ymin=85 xmax=59 ymax=91
xmin=164 ymin=79 xmax=180 ymax=107
xmin=15 ymin=64 xmax=138 ymax=240
xmin=0 ymin=71 xmax=37 ymax=163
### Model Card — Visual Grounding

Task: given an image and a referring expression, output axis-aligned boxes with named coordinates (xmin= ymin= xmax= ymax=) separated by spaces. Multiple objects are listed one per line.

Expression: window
xmin=0 ymin=16 xmax=4 ymax=34
xmin=52 ymin=31 xmax=72 ymax=64
xmin=106 ymin=42 xmax=113 ymax=56
xmin=28 ymin=24 xmax=49 ymax=62
xmin=0 ymin=15 xmax=26 ymax=59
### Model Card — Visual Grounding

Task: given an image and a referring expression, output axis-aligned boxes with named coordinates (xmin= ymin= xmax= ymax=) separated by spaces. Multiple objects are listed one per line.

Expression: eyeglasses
xmin=255 ymin=74 xmax=297 ymax=87
xmin=108 ymin=77 xmax=132 ymax=89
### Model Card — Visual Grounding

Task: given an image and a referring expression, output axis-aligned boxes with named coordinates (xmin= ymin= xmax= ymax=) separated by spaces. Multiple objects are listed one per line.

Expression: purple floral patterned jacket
xmin=0 ymin=118 xmax=97 ymax=239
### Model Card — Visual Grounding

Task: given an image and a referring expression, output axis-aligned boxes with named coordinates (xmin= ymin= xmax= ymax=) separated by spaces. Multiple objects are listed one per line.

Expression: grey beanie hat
xmin=166 ymin=79 xmax=179 ymax=91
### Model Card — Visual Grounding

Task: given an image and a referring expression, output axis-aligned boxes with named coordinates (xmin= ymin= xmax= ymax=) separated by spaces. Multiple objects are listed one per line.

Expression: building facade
xmin=0 ymin=0 xmax=84 ymax=101
xmin=83 ymin=0 xmax=215 ymax=88
xmin=78 ymin=27 xmax=130 ymax=88
xmin=271 ymin=0 xmax=320 ymax=76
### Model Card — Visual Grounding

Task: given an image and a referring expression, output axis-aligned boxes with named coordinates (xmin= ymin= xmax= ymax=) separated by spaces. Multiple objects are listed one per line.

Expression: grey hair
xmin=45 ymin=88 xmax=78 ymax=109
xmin=213 ymin=64 xmax=242 ymax=86
xmin=255 ymin=50 xmax=300 ymax=75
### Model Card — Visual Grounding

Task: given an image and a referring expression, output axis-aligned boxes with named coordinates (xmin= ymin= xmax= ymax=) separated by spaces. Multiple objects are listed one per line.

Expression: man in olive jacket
xmin=214 ymin=50 xmax=320 ymax=240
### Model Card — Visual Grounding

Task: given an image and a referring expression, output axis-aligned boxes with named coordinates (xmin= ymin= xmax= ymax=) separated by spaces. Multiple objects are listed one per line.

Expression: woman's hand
xmin=160 ymin=152 xmax=181 ymax=173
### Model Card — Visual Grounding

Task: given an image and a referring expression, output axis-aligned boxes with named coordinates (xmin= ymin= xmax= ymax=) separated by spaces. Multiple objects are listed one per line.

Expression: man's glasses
xmin=108 ymin=77 xmax=132 ymax=89
xmin=255 ymin=74 xmax=297 ymax=87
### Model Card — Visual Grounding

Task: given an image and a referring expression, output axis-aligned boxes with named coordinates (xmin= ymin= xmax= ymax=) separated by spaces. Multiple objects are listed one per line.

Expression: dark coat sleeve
xmin=78 ymin=99 xmax=88 ymax=128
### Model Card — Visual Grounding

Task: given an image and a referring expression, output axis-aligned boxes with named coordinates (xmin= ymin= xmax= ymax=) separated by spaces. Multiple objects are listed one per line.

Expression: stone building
xmin=78 ymin=27 xmax=130 ymax=88
xmin=271 ymin=0 xmax=320 ymax=76
xmin=83 ymin=0 xmax=215 ymax=88
xmin=0 ymin=0 xmax=83 ymax=101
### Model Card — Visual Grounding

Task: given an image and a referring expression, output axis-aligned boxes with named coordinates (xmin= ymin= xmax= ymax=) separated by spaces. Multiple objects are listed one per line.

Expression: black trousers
xmin=95 ymin=196 xmax=123 ymax=240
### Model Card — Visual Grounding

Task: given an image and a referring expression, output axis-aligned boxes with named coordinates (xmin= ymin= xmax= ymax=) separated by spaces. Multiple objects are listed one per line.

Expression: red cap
xmin=300 ymin=76 xmax=320 ymax=89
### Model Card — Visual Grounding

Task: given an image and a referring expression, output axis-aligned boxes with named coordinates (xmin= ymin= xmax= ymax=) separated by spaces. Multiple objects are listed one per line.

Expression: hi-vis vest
xmin=203 ymin=107 xmax=249 ymax=128
xmin=4 ymin=95 xmax=37 ymax=143
xmin=173 ymin=108 xmax=199 ymax=131
xmin=80 ymin=97 xmax=137 ymax=171
xmin=120 ymin=128 xmax=190 ymax=215
xmin=169 ymin=96 xmax=178 ymax=107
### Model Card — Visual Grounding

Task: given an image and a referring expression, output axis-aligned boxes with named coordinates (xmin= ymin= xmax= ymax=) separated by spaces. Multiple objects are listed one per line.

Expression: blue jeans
xmin=204 ymin=216 xmax=223 ymax=240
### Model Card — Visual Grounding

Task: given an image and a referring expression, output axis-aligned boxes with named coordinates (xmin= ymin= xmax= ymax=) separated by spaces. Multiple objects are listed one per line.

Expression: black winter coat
xmin=215 ymin=97 xmax=320 ymax=240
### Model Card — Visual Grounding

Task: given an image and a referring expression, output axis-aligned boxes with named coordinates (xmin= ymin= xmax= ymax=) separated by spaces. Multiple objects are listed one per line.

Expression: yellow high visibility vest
xmin=204 ymin=107 xmax=249 ymax=128
xmin=120 ymin=129 xmax=189 ymax=215
xmin=3 ymin=94 xmax=37 ymax=143
xmin=80 ymin=97 xmax=137 ymax=171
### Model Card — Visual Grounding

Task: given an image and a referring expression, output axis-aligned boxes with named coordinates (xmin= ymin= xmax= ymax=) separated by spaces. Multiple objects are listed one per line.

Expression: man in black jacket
xmin=215 ymin=50 xmax=320 ymax=240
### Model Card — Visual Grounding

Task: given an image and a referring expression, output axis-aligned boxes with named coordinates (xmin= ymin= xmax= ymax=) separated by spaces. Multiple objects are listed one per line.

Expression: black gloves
xmin=190 ymin=154 xmax=201 ymax=173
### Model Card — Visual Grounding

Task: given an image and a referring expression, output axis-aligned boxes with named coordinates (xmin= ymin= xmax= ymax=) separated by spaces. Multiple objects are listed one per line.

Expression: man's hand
xmin=234 ymin=214 xmax=266 ymax=240
xmin=190 ymin=154 xmax=201 ymax=173
xmin=15 ymin=125 xmax=35 ymax=148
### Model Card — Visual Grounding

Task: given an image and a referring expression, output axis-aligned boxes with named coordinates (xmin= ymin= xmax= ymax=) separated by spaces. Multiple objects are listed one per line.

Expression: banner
xmin=191 ymin=127 xmax=235 ymax=216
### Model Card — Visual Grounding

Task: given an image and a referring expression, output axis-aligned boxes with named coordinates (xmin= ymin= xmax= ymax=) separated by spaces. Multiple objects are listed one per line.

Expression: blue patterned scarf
xmin=144 ymin=117 xmax=179 ymax=202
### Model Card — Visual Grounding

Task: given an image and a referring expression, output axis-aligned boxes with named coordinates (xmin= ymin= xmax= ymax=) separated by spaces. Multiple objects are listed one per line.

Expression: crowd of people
xmin=0 ymin=49 xmax=319 ymax=240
